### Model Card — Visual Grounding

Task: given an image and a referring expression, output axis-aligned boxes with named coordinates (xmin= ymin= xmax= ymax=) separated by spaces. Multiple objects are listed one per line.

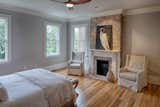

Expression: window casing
xmin=45 ymin=23 xmax=60 ymax=57
xmin=0 ymin=15 xmax=11 ymax=63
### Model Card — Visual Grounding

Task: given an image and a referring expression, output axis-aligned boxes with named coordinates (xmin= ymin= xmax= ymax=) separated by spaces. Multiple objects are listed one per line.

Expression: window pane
xmin=46 ymin=24 xmax=60 ymax=56
xmin=73 ymin=26 xmax=86 ymax=52
xmin=73 ymin=28 xmax=79 ymax=51
xmin=0 ymin=18 xmax=8 ymax=62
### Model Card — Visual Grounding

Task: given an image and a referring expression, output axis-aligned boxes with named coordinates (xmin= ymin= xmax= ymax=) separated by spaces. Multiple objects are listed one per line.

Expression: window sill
xmin=0 ymin=60 xmax=9 ymax=64
xmin=46 ymin=53 xmax=60 ymax=58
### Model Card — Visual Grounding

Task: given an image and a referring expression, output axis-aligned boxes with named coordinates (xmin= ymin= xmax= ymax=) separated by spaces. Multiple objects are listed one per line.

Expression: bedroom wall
xmin=0 ymin=9 xmax=68 ymax=75
xmin=122 ymin=12 xmax=160 ymax=85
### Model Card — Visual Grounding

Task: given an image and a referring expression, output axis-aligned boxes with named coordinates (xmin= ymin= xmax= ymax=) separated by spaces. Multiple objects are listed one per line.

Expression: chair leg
xmin=72 ymin=79 xmax=79 ymax=89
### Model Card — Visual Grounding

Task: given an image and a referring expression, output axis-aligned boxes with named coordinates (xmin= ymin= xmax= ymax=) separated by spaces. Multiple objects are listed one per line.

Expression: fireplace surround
xmin=89 ymin=49 xmax=120 ymax=81
xmin=88 ymin=15 xmax=122 ymax=81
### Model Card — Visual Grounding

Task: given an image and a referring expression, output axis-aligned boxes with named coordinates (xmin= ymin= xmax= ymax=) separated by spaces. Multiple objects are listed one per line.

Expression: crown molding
xmin=69 ymin=9 xmax=123 ymax=22
xmin=0 ymin=3 xmax=68 ymax=22
xmin=124 ymin=5 xmax=160 ymax=16
xmin=69 ymin=5 xmax=160 ymax=22
xmin=0 ymin=3 xmax=159 ymax=22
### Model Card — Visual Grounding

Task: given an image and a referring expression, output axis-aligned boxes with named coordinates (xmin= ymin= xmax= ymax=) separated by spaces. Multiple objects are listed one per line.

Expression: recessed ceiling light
xmin=66 ymin=3 xmax=74 ymax=8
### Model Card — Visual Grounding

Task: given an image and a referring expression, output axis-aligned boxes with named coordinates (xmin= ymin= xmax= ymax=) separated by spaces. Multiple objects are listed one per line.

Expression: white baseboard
xmin=44 ymin=62 xmax=68 ymax=71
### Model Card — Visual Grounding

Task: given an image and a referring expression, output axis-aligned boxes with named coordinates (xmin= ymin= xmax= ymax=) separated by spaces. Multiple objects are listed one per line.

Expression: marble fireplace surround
xmin=89 ymin=49 xmax=120 ymax=81
xmin=89 ymin=14 xmax=122 ymax=81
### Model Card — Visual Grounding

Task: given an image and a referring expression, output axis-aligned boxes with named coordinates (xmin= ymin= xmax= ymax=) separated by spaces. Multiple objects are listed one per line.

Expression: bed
xmin=0 ymin=69 xmax=76 ymax=107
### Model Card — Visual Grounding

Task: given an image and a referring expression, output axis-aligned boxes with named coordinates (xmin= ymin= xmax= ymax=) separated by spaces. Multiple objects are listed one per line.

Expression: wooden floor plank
xmin=56 ymin=69 xmax=160 ymax=107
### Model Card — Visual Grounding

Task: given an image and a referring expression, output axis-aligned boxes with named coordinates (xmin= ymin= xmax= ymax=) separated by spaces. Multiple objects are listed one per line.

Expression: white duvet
xmin=0 ymin=69 xmax=76 ymax=107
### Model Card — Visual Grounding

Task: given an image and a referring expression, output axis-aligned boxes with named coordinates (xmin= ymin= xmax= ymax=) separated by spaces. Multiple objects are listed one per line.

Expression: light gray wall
xmin=0 ymin=9 xmax=68 ymax=75
xmin=122 ymin=12 xmax=160 ymax=75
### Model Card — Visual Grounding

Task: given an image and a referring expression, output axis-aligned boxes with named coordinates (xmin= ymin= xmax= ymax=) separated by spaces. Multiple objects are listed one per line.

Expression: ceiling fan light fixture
xmin=66 ymin=3 xmax=74 ymax=8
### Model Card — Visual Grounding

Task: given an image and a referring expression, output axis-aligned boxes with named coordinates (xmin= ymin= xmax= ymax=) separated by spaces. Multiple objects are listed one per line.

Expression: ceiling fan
xmin=51 ymin=0 xmax=92 ymax=10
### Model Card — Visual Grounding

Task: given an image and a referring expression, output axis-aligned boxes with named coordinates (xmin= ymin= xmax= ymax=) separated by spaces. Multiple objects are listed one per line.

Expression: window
xmin=46 ymin=23 xmax=60 ymax=56
xmin=0 ymin=15 xmax=10 ymax=63
xmin=73 ymin=25 xmax=87 ymax=52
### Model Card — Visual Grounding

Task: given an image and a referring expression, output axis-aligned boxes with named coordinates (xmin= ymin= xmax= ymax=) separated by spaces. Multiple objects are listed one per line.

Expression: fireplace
xmin=89 ymin=15 xmax=122 ymax=81
xmin=89 ymin=49 xmax=120 ymax=81
xmin=96 ymin=60 xmax=109 ymax=76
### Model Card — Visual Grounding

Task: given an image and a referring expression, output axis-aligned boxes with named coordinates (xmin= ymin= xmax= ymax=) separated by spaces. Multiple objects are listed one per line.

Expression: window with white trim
xmin=0 ymin=16 xmax=10 ymax=63
xmin=46 ymin=23 xmax=60 ymax=56
xmin=73 ymin=25 xmax=87 ymax=52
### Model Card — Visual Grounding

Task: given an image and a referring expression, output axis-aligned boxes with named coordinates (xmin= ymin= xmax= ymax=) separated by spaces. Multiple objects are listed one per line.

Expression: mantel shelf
xmin=90 ymin=49 xmax=120 ymax=53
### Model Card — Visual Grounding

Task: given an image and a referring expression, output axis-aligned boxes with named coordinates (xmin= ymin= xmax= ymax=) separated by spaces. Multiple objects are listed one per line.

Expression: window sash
xmin=0 ymin=16 xmax=9 ymax=63
xmin=46 ymin=24 xmax=60 ymax=57
xmin=73 ymin=26 xmax=87 ymax=52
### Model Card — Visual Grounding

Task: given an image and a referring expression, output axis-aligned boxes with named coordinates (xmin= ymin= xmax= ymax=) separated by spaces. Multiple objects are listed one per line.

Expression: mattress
xmin=0 ymin=69 xmax=76 ymax=107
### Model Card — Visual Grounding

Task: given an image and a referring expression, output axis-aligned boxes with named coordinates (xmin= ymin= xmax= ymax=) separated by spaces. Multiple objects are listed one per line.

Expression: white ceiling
xmin=0 ymin=0 xmax=159 ymax=20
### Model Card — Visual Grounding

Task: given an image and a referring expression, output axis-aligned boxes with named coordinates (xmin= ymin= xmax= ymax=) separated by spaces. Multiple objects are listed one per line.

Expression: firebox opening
xmin=96 ymin=60 xmax=109 ymax=76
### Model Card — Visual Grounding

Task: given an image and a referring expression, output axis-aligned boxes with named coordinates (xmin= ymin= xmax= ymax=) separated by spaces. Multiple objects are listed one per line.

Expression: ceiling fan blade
xmin=68 ymin=0 xmax=92 ymax=5
xmin=50 ymin=0 xmax=66 ymax=4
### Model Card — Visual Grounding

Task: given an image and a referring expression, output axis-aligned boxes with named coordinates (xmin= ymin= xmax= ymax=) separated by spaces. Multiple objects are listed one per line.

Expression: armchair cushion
xmin=125 ymin=67 xmax=142 ymax=73
xmin=70 ymin=63 xmax=81 ymax=69
xmin=119 ymin=72 xmax=137 ymax=82
xmin=71 ymin=60 xmax=82 ymax=63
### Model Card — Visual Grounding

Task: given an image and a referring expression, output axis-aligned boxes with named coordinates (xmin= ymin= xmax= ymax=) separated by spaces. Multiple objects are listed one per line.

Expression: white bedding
xmin=0 ymin=69 xmax=76 ymax=107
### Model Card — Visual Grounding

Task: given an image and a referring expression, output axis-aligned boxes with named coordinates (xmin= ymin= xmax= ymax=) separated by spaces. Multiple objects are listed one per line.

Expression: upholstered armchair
xmin=118 ymin=55 xmax=147 ymax=92
xmin=68 ymin=52 xmax=85 ymax=76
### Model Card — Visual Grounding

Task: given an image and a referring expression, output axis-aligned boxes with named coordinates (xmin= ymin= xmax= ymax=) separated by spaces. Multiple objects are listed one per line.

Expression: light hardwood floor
xmin=56 ymin=69 xmax=160 ymax=107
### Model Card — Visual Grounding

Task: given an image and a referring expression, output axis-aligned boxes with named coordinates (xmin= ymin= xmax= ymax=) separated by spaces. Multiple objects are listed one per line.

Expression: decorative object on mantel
xmin=106 ymin=67 xmax=115 ymax=83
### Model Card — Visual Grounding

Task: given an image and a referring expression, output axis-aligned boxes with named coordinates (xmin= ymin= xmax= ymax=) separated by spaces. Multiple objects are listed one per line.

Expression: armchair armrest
xmin=136 ymin=70 xmax=147 ymax=83
xmin=120 ymin=67 xmax=128 ymax=73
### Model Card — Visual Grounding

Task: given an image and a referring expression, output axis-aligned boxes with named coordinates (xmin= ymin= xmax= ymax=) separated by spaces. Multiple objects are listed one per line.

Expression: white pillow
xmin=0 ymin=83 xmax=8 ymax=102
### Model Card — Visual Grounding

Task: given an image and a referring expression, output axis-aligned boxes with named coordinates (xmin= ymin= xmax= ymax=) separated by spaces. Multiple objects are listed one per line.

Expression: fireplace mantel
xmin=90 ymin=49 xmax=120 ymax=53
xmin=89 ymin=49 xmax=120 ymax=81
